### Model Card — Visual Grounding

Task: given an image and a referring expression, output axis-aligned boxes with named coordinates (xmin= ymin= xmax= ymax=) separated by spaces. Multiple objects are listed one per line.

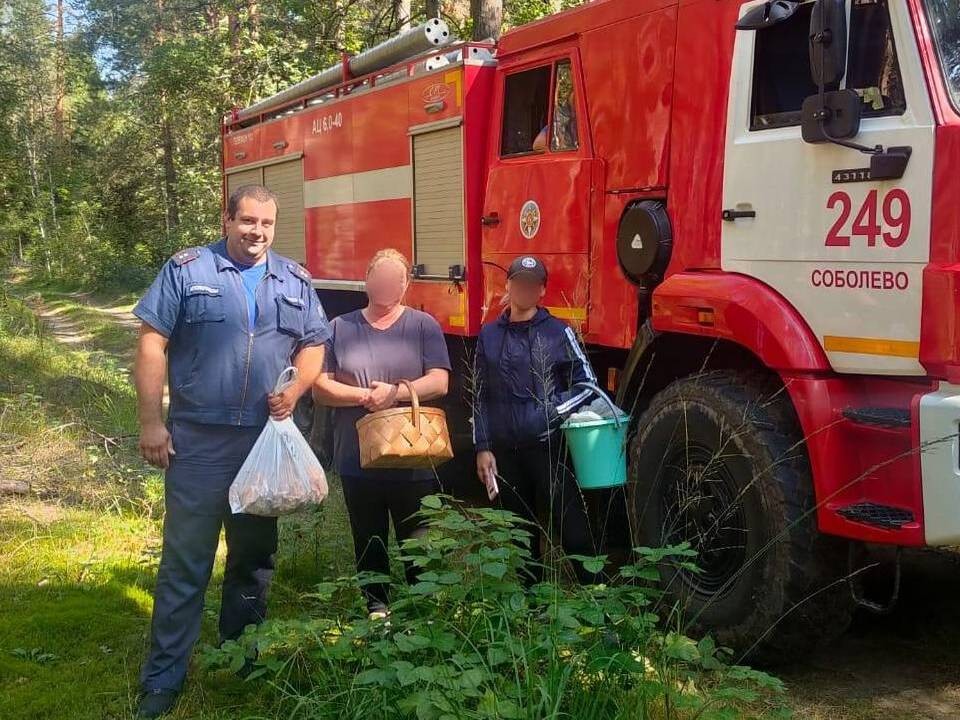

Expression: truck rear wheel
xmin=629 ymin=371 xmax=852 ymax=660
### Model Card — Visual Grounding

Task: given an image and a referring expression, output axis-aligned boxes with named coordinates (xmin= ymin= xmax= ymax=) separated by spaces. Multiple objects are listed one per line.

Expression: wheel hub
xmin=660 ymin=444 xmax=749 ymax=598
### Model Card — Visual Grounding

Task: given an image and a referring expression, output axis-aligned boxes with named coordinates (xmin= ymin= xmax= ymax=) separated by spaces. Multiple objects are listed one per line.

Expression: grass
xmin=0 ymin=275 xmax=360 ymax=719
xmin=5 ymin=270 xmax=960 ymax=720
xmin=0 ymin=500 xmax=357 ymax=719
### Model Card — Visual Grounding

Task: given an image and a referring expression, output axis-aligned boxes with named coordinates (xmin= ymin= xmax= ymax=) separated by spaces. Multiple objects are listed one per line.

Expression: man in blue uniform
xmin=132 ymin=185 xmax=330 ymax=718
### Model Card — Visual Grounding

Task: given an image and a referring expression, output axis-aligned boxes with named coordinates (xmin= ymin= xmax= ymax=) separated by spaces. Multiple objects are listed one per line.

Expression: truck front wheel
xmin=629 ymin=371 xmax=852 ymax=660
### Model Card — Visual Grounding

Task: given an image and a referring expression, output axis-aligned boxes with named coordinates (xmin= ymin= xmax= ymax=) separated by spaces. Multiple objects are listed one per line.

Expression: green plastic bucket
xmin=561 ymin=384 xmax=629 ymax=490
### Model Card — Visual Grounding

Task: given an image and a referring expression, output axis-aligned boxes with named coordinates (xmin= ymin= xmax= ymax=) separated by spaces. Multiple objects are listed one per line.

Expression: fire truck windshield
xmin=924 ymin=0 xmax=960 ymax=112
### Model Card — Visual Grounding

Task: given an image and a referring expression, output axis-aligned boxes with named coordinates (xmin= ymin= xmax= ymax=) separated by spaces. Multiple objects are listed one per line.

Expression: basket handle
xmin=398 ymin=379 xmax=420 ymax=430
xmin=571 ymin=381 xmax=625 ymax=428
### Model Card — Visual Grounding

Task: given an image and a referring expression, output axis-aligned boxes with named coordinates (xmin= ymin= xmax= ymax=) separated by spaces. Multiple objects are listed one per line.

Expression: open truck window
xmin=551 ymin=60 xmax=579 ymax=152
xmin=500 ymin=66 xmax=551 ymax=156
xmin=750 ymin=2 xmax=819 ymax=129
xmin=750 ymin=0 xmax=906 ymax=130
xmin=847 ymin=0 xmax=907 ymax=118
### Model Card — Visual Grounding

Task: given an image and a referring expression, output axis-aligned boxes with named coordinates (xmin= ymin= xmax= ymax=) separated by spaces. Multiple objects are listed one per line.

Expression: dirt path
xmin=0 ymin=278 xmax=150 ymax=505
xmin=781 ymin=548 xmax=960 ymax=719
xmin=23 ymin=291 xmax=138 ymax=355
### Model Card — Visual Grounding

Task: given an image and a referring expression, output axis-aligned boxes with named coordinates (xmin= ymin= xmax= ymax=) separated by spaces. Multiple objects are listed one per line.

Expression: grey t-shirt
xmin=323 ymin=308 xmax=452 ymax=479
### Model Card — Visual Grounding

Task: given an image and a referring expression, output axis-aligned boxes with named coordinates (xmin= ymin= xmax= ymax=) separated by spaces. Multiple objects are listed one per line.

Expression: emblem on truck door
xmin=520 ymin=200 xmax=541 ymax=240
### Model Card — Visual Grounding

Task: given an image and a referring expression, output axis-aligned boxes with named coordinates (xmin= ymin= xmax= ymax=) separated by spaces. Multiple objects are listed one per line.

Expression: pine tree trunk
xmin=154 ymin=0 xmax=180 ymax=232
xmin=396 ymin=0 xmax=411 ymax=30
xmin=54 ymin=0 xmax=65 ymax=138
xmin=425 ymin=0 xmax=440 ymax=18
xmin=23 ymin=136 xmax=50 ymax=273
xmin=160 ymin=106 xmax=180 ymax=232
xmin=248 ymin=0 xmax=260 ymax=42
xmin=229 ymin=12 xmax=240 ymax=64
xmin=470 ymin=0 xmax=502 ymax=40
xmin=46 ymin=164 xmax=59 ymax=232
xmin=334 ymin=0 xmax=346 ymax=50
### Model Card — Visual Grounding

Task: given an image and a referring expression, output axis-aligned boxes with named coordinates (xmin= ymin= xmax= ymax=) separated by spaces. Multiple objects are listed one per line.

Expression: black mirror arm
xmin=816 ymin=114 xmax=913 ymax=180
xmin=817 ymin=117 xmax=883 ymax=155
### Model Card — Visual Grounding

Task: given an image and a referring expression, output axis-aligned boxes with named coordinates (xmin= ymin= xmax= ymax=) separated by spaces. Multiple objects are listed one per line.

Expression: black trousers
xmin=141 ymin=421 xmax=277 ymax=692
xmin=493 ymin=441 xmax=600 ymax=585
xmin=341 ymin=474 xmax=440 ymax=612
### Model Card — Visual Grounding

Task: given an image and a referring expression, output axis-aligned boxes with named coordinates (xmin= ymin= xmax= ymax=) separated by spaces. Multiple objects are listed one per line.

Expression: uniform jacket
xmin=472 ymin=307 xmax=595 ymax=451
xmin=133 ymin=240 xmax=330 ymax=427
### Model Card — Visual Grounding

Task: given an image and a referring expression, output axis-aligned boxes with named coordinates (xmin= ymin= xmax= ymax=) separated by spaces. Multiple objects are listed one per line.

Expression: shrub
xmin=204 ymin=496 xmax=787 ymax=720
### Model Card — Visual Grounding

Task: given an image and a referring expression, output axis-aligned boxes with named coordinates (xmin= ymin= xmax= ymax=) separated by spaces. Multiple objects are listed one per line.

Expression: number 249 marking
xmin=826 ymin=189 xmax=911 ymax=248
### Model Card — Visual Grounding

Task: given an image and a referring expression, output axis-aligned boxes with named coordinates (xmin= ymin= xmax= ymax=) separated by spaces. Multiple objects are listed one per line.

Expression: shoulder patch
xmin=171 ymin=247 xmax=201 ymax=267
xmin=287 ymin=263 xmax=311 ymax=282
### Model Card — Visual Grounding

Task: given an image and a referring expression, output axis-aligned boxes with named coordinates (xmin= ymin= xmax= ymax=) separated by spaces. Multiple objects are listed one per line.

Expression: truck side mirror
xmin=809 ymin=0 xmax=847 ymax=87
xmin=735 ymin=0 xmax=799 ymax=30
xmin=801 ymin=89 xmax=862 ymax=143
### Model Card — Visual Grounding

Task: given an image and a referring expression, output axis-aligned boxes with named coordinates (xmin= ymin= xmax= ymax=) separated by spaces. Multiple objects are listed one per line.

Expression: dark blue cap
xmin=507 ymin=255 xmax=547 ymax=284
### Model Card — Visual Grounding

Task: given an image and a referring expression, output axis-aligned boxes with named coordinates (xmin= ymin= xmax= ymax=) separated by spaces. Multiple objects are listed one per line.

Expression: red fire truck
xmin=221 ymin=0 xmax=960 ymax=652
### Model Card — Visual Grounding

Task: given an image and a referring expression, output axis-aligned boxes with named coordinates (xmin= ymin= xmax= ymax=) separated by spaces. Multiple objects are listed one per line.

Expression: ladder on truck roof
xmin=225 ymin=21 xmax=494 ymax=128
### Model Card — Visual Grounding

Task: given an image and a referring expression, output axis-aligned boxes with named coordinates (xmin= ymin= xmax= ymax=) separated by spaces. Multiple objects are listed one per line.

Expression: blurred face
xmin=223 ymin=196 xmax=277 ymax=265
xmin=506 ymin=275 xmax=546 ymax=311
xmin=366 ymin=258 xmax=409 ymax=307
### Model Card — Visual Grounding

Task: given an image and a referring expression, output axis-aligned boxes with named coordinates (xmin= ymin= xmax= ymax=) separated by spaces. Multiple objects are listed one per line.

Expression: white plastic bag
xmin=229 ymin=367 xmax=329 ymax=516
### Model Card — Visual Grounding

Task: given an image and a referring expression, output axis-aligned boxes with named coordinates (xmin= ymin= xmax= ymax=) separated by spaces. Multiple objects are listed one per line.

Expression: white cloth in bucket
xmin=567 ymin=396 xmax=627 ymax=424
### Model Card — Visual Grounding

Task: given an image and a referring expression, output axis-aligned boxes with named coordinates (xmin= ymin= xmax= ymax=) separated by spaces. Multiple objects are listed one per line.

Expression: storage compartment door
xmin=225 ymin=166 xmax=263 ymax=197
xmin=263 ymin=158 xmax=306 ymax=263
xmin=412 ymin=126 xmax=464 ymax=278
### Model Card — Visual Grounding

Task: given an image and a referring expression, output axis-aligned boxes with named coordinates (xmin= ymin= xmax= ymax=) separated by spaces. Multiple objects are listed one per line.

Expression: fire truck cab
xmin=222 ymin=0 xmax=960 ymax=653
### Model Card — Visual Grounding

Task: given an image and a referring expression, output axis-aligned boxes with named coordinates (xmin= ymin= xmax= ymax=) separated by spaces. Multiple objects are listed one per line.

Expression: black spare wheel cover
xmin=616 ymin=200 xmax=672 ymax=284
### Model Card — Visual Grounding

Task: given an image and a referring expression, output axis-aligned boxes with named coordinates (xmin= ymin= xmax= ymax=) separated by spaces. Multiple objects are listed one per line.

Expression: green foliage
xmin=505 ymin=0 xmax=585 ymax=27
xmin=0 ymin=285 xmax=43 ymax=338
xmin=0 ymin=0 xmax=591 ymax=291
xmin=203 ymin=496 xmax=788 ymax=720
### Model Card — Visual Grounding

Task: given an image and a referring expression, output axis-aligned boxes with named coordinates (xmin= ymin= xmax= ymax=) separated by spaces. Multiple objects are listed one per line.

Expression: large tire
xmin=630 ymin=371 xmax=852 ymax=661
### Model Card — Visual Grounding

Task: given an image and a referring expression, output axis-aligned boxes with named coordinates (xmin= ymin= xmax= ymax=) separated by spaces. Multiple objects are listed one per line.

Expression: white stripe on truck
xmin=303 ymin=165 xmax=413 ymax=208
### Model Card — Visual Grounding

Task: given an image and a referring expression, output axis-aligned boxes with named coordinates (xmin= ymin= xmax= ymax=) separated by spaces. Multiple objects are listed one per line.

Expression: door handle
xmin=481 ymin=213 xmax=501 ymax=227
xmin=722 ymin=208 xmax=757 ymax=221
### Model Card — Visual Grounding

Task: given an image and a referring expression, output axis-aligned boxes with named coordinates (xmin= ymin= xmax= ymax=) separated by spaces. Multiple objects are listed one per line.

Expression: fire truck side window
xmin=500 ymin=66 xmax=551 ymax=156
xmin=750 ymin=0 xmax=906 ymax=131
xmin=551 ymin=60 xmax=579 ymax=152
xmin=846 ymin=0 xmax=906 ymax=118
xmin=750 ymin=3 xmax=820 ymax=130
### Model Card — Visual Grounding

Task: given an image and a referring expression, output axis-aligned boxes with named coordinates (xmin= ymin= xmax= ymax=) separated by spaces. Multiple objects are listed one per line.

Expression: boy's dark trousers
xmin=492 ymin=439 xmax=600 ymax=584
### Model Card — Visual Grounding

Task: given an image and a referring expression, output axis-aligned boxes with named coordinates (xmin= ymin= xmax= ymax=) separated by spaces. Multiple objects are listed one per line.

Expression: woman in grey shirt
xmin=314 ymin=249 xmax=451 ymax=617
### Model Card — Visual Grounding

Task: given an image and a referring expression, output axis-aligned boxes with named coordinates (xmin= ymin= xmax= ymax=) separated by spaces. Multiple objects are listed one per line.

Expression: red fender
xmin=651 ymin=271 xmax=831 ymax=372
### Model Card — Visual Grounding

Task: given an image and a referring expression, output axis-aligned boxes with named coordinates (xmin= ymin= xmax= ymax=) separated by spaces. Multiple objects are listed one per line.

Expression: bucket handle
xmin=571 ymin=382 xmax=625 ymax=428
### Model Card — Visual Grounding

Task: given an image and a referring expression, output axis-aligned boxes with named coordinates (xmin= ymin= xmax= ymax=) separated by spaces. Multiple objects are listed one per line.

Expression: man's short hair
xmin=226 ymin=184 xmax=279 ymax=219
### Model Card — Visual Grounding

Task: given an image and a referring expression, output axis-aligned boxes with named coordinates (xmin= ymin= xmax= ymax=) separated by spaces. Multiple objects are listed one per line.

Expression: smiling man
xmin=131 ymin=185 xmax=330 ymax=718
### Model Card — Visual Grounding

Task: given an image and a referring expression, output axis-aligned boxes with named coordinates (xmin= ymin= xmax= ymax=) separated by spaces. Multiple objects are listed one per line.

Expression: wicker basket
xmin=356 ymin=380 xmax=454 ymax=470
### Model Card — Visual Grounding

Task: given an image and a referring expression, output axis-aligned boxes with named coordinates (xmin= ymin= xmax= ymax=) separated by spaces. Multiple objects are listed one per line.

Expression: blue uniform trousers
xmin=140 ymin=420 xmax=277 ymax=692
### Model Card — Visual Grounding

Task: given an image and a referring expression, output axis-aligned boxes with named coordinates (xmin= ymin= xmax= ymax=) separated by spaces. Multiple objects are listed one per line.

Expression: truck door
xmin=722 ymin=0 xmax=935 ymax=375
xmin=481 ymin=55 xmax=594 ymax=325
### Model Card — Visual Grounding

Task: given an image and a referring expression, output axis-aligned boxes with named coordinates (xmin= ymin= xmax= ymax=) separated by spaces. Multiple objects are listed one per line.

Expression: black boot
xmin=137 ymin=688 xmax=179 ymax=718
